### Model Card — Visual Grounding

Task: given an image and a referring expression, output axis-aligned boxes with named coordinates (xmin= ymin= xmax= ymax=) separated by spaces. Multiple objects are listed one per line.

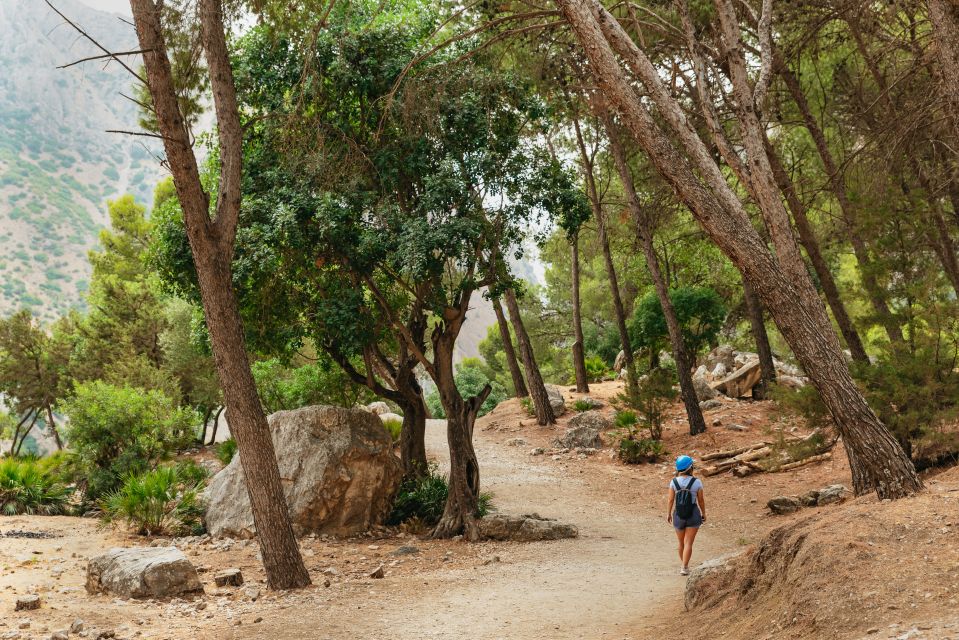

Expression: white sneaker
xmin=680 ymin=567 xmax=689 ymax=576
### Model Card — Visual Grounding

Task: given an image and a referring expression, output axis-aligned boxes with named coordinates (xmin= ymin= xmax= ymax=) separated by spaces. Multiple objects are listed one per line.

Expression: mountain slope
xmin=0 ymin=0 xmax=158 ymax=323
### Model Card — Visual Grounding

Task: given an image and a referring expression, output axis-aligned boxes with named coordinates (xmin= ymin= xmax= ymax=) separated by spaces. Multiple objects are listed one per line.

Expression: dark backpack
xmin=673 ymin=476 xmax=697 ymax=519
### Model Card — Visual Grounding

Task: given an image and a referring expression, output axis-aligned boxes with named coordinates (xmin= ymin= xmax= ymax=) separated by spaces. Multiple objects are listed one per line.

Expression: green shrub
xmin=382 ymin=417 xmax=402 ymax=444
xmin=618 ymin=437 xmax=666 ymax=464
xmin=101 ymin=466 xmax=205 ymax=536
xmin=60 ymin=382 xmax=196 ymax=499
xmin=636 ymin=368 xmax=677 ymax=440
xmin=520 ymin=397 xmax=535 ymax=417
xmin=173 ymin=459 xmax=210 ymax=485
xmin=0 ymin=458 xmax=71 ymax=515
xmin=573 ymin=399 xmax=593 ymax=412
xmin=426 ymin=359 xmax=507 ymax=419
xmin=614 ymin=410 xmax=639 ymax=429
xmin=251 ymin=358 xmax=371 ymax=412
xmin=584 ymin=355 xmax=609 ymax=382
xmin=216 ymin=438 xmax=238 ymax=466
xmin=387 ymin=465 xmax=494 ymax=526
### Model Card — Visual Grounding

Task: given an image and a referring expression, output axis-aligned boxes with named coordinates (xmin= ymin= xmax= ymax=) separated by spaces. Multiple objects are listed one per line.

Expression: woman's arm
xmin=666 ymin=487 xmax=675 ymax=523
xmin=697 ymin=488 xmax=706 ymax=521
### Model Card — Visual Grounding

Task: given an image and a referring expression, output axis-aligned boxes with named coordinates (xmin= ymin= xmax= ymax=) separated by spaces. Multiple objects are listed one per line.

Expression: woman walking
xmin=667 ymin=455 xmax=706 ymax=575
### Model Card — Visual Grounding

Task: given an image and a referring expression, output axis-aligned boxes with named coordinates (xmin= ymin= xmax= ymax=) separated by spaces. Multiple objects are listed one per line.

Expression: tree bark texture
xmin=493 ymin=297 xmax=529 ymax=398
xmin=504 ymin=290 xmax=556 ymax=425
xmin=556 ymin=0 xmax=921 ymax=498
xmin=129 ymin=0 xmax=310 ymax=589
xmin=928 ymin=0 xmax=959 ymax=142
xmin=570 ymin=236 xmax=590 ymax=393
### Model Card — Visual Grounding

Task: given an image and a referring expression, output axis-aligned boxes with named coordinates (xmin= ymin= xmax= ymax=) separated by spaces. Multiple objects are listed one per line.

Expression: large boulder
xmin=767 ymin=495 xmax=802 ymax=515
xmin=553 ymin=411 xmax=608 ymax=448
xmin=712 ymin=359 xmax=763 ymax=398
xmin=544 ymin=385 xmax=567 ymax=417
xmin=477 ymin=513 xmax=578 ymax=541
xmin=693 ymin=373 xmax=718 ymax=401
xmin=86 ymin=547 xmax=203 ymax=599
xmin=205 ymin=405 xmax=402 ymax=538
xmin=613 ymin=350 xmax=627 ymax=374
xmin=366 ymin=401 xmax=391 ymax=416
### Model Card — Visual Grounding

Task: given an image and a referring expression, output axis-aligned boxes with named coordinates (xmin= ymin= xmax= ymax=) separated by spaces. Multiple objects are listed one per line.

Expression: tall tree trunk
xmin=742 ymin=279 xmax=776 ymax=400
xmin=504 ymin=290 xmax=556 ymax=425
xmin=492 ymin=297 xmax=529 ymax=398
xmin=557 ymin=0 xmax=920 ymax=498
xmin=604 ymin=120 xmax=707 ymax=435
xmin=779 ymin=66 xmax=904 ymax=345
xmin=130 ymin=0 xmax=309 ymax=589
xmin=762 ymin=135 xmax=870 ymax=364
xmin=430 ymin=332 xmax=490 ymax=540
xmin=394 ymin=366 xmax=429 ymax=479
xmin=571 ymin=114 xmax=638 ymax=399
xmin=569 ymin=235 xmax=590 ymax=393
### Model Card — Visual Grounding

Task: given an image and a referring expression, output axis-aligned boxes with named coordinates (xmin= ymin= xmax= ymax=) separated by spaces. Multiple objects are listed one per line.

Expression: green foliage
xmin=216 ymin=438 xmax=238 ymax=466
xmin=635 ymin=368 xmax=678 ymax=440
xmin=382 ymin=417 xmax=403 ymax=444
xmin=614 ymin=410 xmax=638 ymax=429
xmin=573 ymin=399 xmax=593 ymax=412
xmin=251 ymin=357 xmax=371 ymax=413
xmin=101 ymin=466 xmax=205 ymax=536
xmin=425 ymin=359 xmax=507 ymax=419
xmin=520 ymin=396 xmax=535 ymax=417
xmin=387 ymin=465 xmax=494 ymax=527
xmin=60 ymin=381 xmax=196 ymax=499
xmin=0 ymin=457 xmax=71 ymax=515
xmin=583 ymin=355 xmax=609 ymax=383
xmin=628 ymin=288 xmax=727 ymax=358
xmin=618 ymin=437 xmax=666 ymax=464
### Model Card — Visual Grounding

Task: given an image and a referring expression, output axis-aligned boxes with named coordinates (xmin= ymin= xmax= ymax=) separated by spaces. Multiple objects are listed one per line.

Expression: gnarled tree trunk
xmin=742 ymin=279 xmax=776 ymax=400
xmin=504 ymin=290 xmax=556 ymax=425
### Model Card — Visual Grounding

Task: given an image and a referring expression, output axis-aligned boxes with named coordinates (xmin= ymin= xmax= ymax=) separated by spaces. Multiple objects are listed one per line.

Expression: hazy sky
xmin=78 ymin=0 xmax=131 ymax=15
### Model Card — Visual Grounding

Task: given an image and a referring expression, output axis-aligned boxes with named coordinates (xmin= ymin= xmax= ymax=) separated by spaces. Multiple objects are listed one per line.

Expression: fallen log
xmin=701 ymin=443 xmax=766 ymax=461
xmin=702 ymin=459 xmax=740 ymax=476
xmin=775 ymin=452 xmax=831 ymax=472
xmin=734 ymin=446 xmax=772 ymax=463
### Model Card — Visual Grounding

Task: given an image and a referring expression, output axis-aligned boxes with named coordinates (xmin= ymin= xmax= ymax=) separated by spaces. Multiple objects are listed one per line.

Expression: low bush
xmin=0 ymin=457 xmax=72 ymax=515
xmin=618 ymin=436 xmax=666 ymax=464
xmin=387 ymin=465 xmax=494 ymax=527
xmin=520 ymin=397 xmax=535 ymax=417
xmin=636 ymin=368 xmax=677 ymax=440
xmin=216 ymin=438 xmax=238 ymax=466
xmin=382 ymin=417 xmax=402 ymax=444
xmin=101 ymin=465 xmax=205 ymax=536
xmin=573 ymin=399 xmax=593 ymax=412
xmin=584 ymin=355 xmax=610 ymax=382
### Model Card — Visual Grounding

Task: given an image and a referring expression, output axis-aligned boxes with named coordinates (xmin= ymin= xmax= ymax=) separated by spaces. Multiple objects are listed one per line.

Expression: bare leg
xmin=682 ymin=527 xmax=700 ymax=569
xmin=674 ymin=527 xmax=685 ymax=562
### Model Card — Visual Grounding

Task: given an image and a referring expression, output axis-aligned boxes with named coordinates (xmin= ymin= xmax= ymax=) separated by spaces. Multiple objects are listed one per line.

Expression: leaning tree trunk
xmin=45 ymin=405 xmax=63 ymax=450
xmin=763 ymin=134 xmax=870 ymax=364
xmin=504 ymin=290 xmax=556 ymax=425
xmin=130 ymin=0 xmax=310 ymax=589
xmin=742 ymin=279 xmax=776 ymax=400
xmin=207 ymin=406 xmax=224 ymax=445
xmin=570 ymin=234 xmax=590 ymax=393
xmin=493 ymin=297 xmax=529 ymax=398
xmin=558 ymin=0 xmax=920 ymax=498
xmin=604 ymin=119 xmax=707 ymax=435
xmin=430 ymin=333 xmax=490 ymax=540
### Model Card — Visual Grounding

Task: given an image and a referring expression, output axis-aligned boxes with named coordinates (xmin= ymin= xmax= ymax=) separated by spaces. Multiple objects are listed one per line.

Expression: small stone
xmin=50 ymin=633 xmax=69 ymax=640
xmin=483 ymin=556 xmax=501 ymax=565
xmin=17 ymin=623 xmax=29 ymax=631
xmin=253 ymin=617 xmax=263 ymax=624
xmin=370 ymin=566 xmax=385 ymax=579
xmin=725 ymin=423 xmax=748 ymax=432
xmin=529 ymin=448 xmax=545 ymax=456
xmin=505 ymin=438 xmax=526 ymax=447
xmin=214 ymin=568 xmax=244 ymax=587
xmin=389 ymin=545 xmax=420 ymax=556
xmin=14 ymin=595 xmax=40 ymax=611
xmin=866 ymin=628 xmax=879 ymax=635
xmin=71 ymin=620 xmax=85 ymax=634
xmin=767 ymin=495 xmax=801 ymax=515
xmin=242 ymin=586 xmax=260 ymax=601
xmin=323 ymin=579 xmax=331 ymax=588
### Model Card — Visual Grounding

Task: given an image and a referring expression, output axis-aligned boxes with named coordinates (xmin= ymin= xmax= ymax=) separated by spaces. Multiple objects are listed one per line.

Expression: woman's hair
xmin=678 ymin=464 xmax=694 ymax=475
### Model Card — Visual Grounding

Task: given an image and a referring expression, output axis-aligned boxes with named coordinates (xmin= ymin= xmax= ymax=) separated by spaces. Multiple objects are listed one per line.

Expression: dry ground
xmin=0 ymin=380 xmax=955 ymax=640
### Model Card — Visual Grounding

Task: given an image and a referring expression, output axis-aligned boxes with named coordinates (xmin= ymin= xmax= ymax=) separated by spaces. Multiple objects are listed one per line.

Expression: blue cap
xmin=675 ymin=455 xmax=694 ymax=472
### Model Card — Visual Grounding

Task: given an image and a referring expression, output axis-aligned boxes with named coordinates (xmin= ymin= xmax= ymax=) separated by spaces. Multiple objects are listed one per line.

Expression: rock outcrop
xmin=553 ymin=411 xmax=608 ymax=449
xmin=712 ymin=360 xmax=763 ymax=398
xmin=477 ymin=513 xmax=578 ymax=541
xmin=205 ymin=405 xmax=402 ymax=538
xmin=86 ymin=547 xmax=203 ymax=599
xmin=544 ymin=385 xmax=567 ymax=417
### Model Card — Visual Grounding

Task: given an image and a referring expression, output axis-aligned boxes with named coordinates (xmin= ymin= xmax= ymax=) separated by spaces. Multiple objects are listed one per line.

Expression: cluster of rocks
xmin=693 ymin=345 xmax=809 ymax=403
xmin=767 ymin=484 xmax=849 ymax=514
xmin=2 ymin=617 xmax=105 ymax=640
xmin=477 ymin=513 xmax=578 ymax=542
xmin=552 ymin=411 xmax=609 ymax=449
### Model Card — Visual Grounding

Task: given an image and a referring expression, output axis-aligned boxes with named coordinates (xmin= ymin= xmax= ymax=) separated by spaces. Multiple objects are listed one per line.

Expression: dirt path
xmin=237 ymin=418 xmax=730 ymax=640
